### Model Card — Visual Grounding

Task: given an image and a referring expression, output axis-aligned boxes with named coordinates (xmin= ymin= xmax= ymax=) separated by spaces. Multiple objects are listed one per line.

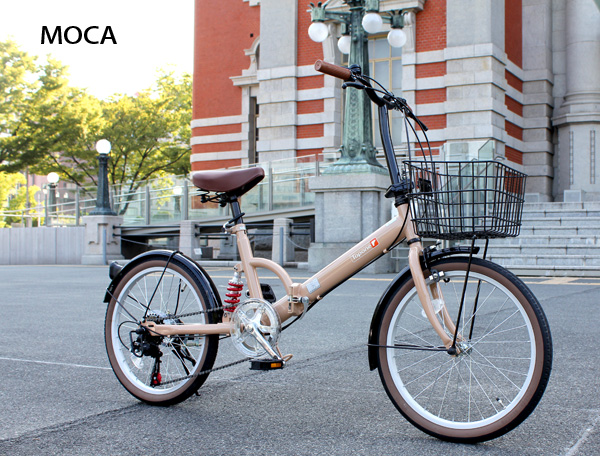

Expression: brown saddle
xmin=191 ymin=167 xmax=265 ymax=197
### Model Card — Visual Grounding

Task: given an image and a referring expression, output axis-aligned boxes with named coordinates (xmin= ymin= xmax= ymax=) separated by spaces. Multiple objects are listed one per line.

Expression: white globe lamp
xmin=337 ymin=35 xmax=351 ymax=54
xmin=96 ymin=139 xmax=112 ymax=155
xmin=387 ymin=28 xmax=407 ymax=48
xmin=47 ymin=172 xmax=60 ymax=185
xmin=362 ymin=12 xmax=383 ymax=34
xmin=308 ymin=22 xmax=329 ymax=43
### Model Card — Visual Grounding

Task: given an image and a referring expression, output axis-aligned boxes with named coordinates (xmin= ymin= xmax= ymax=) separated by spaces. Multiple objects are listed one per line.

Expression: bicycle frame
xmin=144 ymin=201 xmax=456 ymax=349
xmin=144 ymin=66 xmax=457 ymax=349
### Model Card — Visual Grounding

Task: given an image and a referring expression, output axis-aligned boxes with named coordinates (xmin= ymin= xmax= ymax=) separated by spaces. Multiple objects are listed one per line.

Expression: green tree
xmin=0 ymin=171 xmax=40 ymax=227
xmin=34 ymin=70 xmax=193 ymax=214
xmin=103 ymin=74 xmax=191 ymax=188
xmin=0 ymin=40 xmax=73 ymax=171
xmin=1 ymin=40 xmax=193 ymax=216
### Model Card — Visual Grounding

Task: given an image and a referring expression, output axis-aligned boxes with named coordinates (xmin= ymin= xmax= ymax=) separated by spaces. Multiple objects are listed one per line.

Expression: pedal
xmin=250 ymin=358 xmax=285 ymax=371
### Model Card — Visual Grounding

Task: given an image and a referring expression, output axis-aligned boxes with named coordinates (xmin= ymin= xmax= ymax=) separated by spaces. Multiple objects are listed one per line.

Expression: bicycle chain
xmin=159 ymin=356 xmax=251 ymax=387
xmin=152 ymin=305 xmax=247 ymax=384
xmin=151 ymin=302 xmax=292 ymax=385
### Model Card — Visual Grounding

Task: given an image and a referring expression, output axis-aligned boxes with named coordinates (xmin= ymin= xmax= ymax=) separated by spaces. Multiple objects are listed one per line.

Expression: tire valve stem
xmin=224 ymin=272 xmax=244 ymax=312
xmin=496 ymin=397 xmax=506 ymax=408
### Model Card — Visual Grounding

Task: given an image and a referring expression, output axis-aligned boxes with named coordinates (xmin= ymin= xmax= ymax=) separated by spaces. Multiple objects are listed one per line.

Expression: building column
xmin=256 ymin=0 xmax=298 ymax=163
xmin=445 ymin=0 xmax=508 ymax=158
xmin=553 ymin=0 xmax=600 ymax=201
xmin=522 ymin=0 xmax=554 ymax=202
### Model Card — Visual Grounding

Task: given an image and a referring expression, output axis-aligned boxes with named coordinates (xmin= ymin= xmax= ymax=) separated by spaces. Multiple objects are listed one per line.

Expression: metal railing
xmin=0 ymin=186 xmax=98 ymax=227
xmin=1 ymin=153 xmax=338 ymax=228
xmin=2 ymin=147 xmax=454 ymax=228
xmin=111 ymin=153 xmax=339 ymax=226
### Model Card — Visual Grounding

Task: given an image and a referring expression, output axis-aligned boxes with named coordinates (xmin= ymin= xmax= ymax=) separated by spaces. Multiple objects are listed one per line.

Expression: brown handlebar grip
xmin=314 ymin=60 xmax=352 ymax=81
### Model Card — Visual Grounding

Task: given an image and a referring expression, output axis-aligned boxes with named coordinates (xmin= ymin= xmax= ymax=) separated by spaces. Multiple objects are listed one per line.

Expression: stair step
xmin=487 ymin=245 xmax=600 ymax=255
xmin=486 ymin=253 xmax=600 ymax=268
xmin=518 ymin=226 xmax=599 ymax=236
xmin=523 ymin=202 xmax=600 ymax=212
xmin=491 ymin=235 xmax=600 ymax=246
xmin=523 ymin=210 xmax=600 ymax=218
xmin=501 ymin=265 xmax=600 ymax=277
xmin=520 ymin=216 xmax=600 ymax=227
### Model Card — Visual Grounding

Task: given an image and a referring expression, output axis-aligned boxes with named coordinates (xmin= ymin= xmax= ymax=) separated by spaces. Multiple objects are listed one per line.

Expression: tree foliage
xmin=0 ymin=171 xmax=39 ymax=227
xmin=0 ymin=40 xmax=193 ymax=212
xmin=0 ymin=40 xmax=74 ymax=170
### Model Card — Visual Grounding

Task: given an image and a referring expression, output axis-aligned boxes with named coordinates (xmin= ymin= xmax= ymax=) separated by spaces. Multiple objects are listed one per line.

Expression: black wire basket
xmin=404 ymin=160 xmax=527 ymax=240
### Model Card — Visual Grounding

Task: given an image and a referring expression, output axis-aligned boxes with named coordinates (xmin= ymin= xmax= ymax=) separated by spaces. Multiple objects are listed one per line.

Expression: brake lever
xmin=395 ymin=97 xmax=429 ymax=132
xmin=342 ymin=82 xmax=365 ymax=90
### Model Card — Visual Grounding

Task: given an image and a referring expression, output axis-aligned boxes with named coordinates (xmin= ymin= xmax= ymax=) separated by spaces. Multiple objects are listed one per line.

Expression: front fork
xmin=398 ymin=204 xmax=457 ymax=350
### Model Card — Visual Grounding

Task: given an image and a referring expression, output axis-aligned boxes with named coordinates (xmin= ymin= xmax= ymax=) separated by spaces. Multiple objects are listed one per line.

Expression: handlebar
xmin=314 ymin=59 xmax=428 ymax=132
xmin=314 ymin=59 xmax=432 ymax=193
xmin=314 ymin=60 xmax=352 ymax=81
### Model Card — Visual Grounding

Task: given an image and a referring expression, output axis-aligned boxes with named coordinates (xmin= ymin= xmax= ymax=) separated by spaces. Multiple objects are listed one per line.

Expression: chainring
xmin=230 ymin=298 xmax=281 ymax=358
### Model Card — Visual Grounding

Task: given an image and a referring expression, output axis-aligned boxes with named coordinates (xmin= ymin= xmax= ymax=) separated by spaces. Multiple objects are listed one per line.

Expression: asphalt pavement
xmin=0 ymin=264 xmax=599 ymax=455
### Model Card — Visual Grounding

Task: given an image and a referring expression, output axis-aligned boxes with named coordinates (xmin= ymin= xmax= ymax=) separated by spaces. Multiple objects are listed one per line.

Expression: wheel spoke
xmin=106 ymin=261 xmax=217 ymax=404
xmin=379 ymin=259 xmax=550 ymax=440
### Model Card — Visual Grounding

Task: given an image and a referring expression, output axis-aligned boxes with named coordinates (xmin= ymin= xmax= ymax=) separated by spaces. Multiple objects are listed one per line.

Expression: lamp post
xmin=90 ymin=139 xmax=117 ymax=216
xmin=309 ymin=0 xmax=406 ymax=174
xmin=173 ymin=185 xmax=182 ymax=218
xmin=45 ymin=172 xmax=59 ymax=226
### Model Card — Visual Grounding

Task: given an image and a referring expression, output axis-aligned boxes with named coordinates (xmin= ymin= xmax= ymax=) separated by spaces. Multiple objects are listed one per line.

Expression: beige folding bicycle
xmin=104 ymin=60 xmax=552 ymax=443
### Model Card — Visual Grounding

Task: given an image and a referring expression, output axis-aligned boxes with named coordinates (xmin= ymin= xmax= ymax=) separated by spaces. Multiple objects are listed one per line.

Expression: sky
xmin=0 ymin=0 xmax=195 ymax=99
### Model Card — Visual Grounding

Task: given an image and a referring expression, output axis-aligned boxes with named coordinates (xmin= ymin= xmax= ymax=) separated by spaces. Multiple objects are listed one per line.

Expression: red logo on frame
xmin=370 ymin=238 xmax=379 ymax=248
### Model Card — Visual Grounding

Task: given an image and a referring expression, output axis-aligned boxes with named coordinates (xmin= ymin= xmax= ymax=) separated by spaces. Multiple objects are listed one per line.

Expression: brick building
xmin=192 ymin=0 xmax=600 ymax=202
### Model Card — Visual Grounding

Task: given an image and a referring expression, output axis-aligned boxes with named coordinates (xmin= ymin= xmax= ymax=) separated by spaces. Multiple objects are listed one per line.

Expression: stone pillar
xmin=307 ymin=173 xmax=393 ymax=273
xmin=179 ymin=220 xmax=201 ymax=260
xmin=81 ymin=215 xmax=124 ymax=265
xmin=553 ymin=0 xmax=600 ymax=201
xmin=445 ymin=0 xmax=508 ymax=155
xmin=272 ymin=217 xmax=294 ymax=265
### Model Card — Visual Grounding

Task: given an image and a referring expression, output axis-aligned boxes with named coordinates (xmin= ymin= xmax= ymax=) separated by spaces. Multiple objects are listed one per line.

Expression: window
xmin=341 ymin=37 xmax=403 ymax=150
xmin=368 ymin=37 xmax=403 ymax=148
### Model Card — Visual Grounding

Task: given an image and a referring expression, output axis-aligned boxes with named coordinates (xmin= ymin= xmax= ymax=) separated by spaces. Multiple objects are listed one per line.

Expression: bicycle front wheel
xmin=105 ymin=258 xmax=219 ymax=405
xmin=375 ymin=257 xmax=552 ymax=442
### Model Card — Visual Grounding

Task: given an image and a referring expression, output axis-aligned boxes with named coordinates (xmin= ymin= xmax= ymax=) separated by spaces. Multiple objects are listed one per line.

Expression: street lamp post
xmin=309 ymin=0 xmax=406 ymax=174
xmin=90 ymin=139 xmax=117 ymax=216
xmin=45 ymin=172 xmax=60 ymax=226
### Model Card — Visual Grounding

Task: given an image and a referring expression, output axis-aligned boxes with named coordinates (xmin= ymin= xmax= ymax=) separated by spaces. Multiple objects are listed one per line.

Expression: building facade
xmin=192 ymin=0 xmax=600 ymax=202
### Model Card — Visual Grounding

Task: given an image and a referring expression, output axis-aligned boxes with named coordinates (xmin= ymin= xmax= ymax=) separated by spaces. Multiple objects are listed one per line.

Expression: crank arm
xmin=243 ymin=319 xmax=280 ymax=359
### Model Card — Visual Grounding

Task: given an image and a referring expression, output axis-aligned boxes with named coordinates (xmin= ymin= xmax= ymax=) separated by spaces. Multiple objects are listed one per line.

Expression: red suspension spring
xmin=224 ymin=273 xmax=244 ymax=312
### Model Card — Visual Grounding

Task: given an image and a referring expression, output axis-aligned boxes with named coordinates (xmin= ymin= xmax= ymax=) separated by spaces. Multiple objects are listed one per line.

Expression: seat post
xmin=229 ymin=197 xmax=244 ymax=224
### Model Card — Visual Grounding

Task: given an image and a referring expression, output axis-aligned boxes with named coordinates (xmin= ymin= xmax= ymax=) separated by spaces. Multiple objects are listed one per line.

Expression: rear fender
xmin=103 ymin=250 xmax=222 ymax=318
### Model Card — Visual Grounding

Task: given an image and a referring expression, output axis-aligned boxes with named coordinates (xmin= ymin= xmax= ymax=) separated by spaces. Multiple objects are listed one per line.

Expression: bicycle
xmin=103 ymin=60 xmax=552 ymax=443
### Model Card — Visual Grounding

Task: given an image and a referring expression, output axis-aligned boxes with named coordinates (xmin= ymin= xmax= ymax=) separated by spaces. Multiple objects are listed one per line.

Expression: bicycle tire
xmin=105 ymin=258 xmax=219 ymax=405
xmin=374 ymin=257 xmax=552 ymax=442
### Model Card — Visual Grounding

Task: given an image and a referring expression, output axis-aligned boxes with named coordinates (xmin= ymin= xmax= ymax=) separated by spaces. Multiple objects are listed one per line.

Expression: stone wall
xmin=0 ymin=226 xmax=85 ymax=265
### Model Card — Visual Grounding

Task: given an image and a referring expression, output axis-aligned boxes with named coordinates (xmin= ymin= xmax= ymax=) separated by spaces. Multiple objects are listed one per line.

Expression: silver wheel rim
xmin=386 ymin=270 xmax=536 ymax=430
xmin=111 ymin=267 xmax=207 ymax=395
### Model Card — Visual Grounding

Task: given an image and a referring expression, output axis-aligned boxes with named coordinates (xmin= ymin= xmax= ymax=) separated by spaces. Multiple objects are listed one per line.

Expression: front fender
xmin=103 ymin=250 xmax=222 ymax=317
xmin=367 ymin=246 xmax=478 ymax=370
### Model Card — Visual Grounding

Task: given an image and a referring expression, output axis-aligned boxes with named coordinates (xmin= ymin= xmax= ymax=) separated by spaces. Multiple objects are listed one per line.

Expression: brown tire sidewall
xmin=105 ymin=259 xmax=214 ymax=404
xmin=377 ymin=259 xmax=547 ymax=441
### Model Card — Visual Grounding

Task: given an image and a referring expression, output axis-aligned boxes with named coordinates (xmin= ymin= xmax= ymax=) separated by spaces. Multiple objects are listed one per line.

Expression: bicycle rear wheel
xmin=105 ymin=258 xmax=219 ymax=405
xmin=374 ymin=257 xmax=552 ymax=442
